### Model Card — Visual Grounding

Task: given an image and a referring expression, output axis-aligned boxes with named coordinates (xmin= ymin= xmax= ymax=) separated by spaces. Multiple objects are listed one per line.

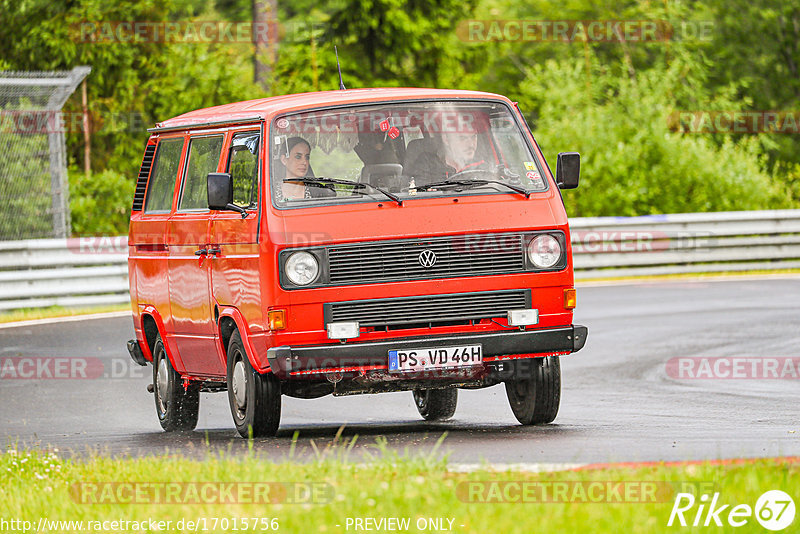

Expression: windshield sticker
xmin=524 ymin=161 xmax=536 ymax=171
xmin=526 ymin=170 xmax=545 ymax=188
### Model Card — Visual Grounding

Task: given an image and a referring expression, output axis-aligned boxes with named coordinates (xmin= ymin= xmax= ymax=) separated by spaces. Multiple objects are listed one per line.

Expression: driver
xmin=406 ymin=124 xmax=487 ymax=187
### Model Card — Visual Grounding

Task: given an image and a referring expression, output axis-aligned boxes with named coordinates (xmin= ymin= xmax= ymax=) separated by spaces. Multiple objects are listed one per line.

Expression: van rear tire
xmin=227 ymin=331 xmax=281 ymax=438
xmin=152 ymin=334 xmax=199 ymax=432
xmin=412 ymin=388 xmax=458 ymax=421
xmin=505 ymin=356 xmax=561 ymax=425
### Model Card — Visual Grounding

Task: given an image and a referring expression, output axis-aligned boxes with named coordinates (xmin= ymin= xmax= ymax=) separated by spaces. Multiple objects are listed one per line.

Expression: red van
xmin=126 ymin=88 xmax=587 ymax=437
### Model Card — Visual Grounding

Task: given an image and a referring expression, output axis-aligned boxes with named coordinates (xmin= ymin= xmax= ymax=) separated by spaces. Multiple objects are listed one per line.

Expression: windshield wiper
xmin=285 ymin=177 xmax=403 ymax=206
xmin=414 ymin=178 xmax=531 ymax=198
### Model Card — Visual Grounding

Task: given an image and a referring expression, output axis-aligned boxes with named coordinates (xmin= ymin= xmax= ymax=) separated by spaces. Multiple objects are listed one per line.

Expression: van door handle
xmin=207 ymin=247 xmax=222 ymax=256
xmin=194 ymin=248 xmax=207 ymax=256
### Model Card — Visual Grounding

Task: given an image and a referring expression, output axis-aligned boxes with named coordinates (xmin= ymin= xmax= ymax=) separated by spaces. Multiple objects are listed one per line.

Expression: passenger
xmin=276 ymin=137 xmax=336 ymax=201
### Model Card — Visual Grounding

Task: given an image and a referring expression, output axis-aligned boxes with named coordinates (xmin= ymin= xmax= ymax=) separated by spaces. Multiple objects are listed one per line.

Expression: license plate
xmin=388 ymin=344 xmax=483 ymax=372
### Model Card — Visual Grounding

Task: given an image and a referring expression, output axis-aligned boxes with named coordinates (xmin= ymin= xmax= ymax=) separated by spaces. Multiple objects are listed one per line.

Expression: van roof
xmin=154 ymin=87 xmax=511 ymax=131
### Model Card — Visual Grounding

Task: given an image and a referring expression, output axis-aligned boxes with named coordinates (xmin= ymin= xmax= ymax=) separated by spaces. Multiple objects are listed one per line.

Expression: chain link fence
xmin=0 ymin=67 xmax=90 ymax=240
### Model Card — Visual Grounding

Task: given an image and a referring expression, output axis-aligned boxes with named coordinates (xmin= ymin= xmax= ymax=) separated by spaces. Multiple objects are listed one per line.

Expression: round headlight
xmin=527 ymin=235 xmax=562 ymax=269
xmin=284 ymin=251 xmax=320 ymax=286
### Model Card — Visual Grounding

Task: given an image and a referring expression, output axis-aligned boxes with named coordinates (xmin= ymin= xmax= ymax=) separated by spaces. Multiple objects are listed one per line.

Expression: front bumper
xmin=266 ymin=325 xmax=587 ymax=379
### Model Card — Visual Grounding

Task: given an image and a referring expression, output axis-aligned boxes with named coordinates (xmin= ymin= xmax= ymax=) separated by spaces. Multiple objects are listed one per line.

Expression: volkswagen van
xmin=126 ymin=88 xmax=587 ymax=437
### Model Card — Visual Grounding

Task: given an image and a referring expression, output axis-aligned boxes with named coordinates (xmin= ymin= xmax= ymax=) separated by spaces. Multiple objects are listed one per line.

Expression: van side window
xmin=179 ymin=135 xmax=224 ymax=211
xmin=227 ymin=132 xmax=260 ymax=207
xmin=144 ymin=138 xmax=184 ymax=213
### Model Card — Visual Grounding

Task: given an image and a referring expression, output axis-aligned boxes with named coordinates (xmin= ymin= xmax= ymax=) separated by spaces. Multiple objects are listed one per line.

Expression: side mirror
xmin=556 ymin=152 xmax=580 ymax=189
xmin=207 ymin=172 xmax=246 ymax=217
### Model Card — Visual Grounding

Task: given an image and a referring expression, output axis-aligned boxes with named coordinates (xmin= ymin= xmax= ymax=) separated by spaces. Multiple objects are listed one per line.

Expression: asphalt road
xmin=2 ymin=277 xmax=799 ymax=464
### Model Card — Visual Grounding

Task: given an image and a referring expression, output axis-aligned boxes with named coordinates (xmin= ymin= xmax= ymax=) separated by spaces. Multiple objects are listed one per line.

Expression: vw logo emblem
xmin=418 ymin=249 xmax=437 ymax=268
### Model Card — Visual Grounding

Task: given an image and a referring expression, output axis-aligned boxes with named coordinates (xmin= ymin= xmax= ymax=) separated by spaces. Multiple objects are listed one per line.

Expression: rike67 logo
xmin=668 ymin=490 xmax=795 ymax=531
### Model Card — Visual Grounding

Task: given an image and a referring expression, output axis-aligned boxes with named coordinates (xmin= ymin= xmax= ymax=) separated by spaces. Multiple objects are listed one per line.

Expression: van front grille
xmin=324 ymin=290 xmax=531 ymax=330
xmin=327 ymin=233 xmax=525 ymax=285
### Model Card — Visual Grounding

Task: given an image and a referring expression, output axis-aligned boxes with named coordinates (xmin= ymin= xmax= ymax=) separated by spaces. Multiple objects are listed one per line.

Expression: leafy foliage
xmin=327 ymin=0 xmax=483 ymax=87
xmin=517 ymin=53 xmax=792 ymax=216
xmin=0 ymin=127 xmax=53 ymax=240
xmin=0 ymin=0 xmax=798 ymax=236
xmin=69 ymin=169 xmax=135 ymax=236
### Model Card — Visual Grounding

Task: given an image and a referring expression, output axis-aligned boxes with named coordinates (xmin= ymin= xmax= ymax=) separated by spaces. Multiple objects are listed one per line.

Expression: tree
xmin=702 ymin=0 xmax=800 ymax=169
xmin=253 ymin=0 xmax=278 ymax=91
xmin=517 ymin=53 xmax=791 ymax=217
xmin=326 ymin=0 xmax=483 ymax=87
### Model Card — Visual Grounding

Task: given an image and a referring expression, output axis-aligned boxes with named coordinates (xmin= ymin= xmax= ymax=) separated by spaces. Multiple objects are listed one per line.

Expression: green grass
xmin=1 ymin=442 xmax=797 ymax=533
xmin=0 ymin=305 xmax=130 ymax=324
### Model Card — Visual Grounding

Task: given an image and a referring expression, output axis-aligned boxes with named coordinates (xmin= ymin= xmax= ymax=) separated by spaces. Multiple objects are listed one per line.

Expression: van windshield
xmin=269 ymin=101 xmax=547 ymax=207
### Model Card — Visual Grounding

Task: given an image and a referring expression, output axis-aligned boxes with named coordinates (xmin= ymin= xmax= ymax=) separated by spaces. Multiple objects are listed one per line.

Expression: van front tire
xmin=153 ymin=334 xmax=199 ymax=432
xmin=227 ymin=331 xmax=281 ymax=438
xmin=505 ymin=356 xmax=561 ymax=425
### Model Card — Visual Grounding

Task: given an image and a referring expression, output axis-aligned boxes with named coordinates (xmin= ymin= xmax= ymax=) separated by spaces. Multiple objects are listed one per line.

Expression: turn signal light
xmin=564 ymin=288 xmax=577 ymax=309
xmin=268 ymin=309 xmax=286 ymax=330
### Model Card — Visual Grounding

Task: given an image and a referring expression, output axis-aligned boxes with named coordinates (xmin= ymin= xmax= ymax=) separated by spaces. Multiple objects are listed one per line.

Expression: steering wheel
xmin=445 ymin=167 xmax=496 ymax=181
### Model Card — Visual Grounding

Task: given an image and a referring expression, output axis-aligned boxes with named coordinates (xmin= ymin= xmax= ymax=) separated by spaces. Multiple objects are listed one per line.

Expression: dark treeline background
xmin=1 ymin=0 xmax=798 ymax=234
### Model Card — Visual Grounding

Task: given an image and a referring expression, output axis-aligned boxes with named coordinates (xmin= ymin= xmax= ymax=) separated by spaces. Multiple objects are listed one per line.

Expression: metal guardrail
xmin=1 ymin=210 xmax=800 ymax=310
xmin=0 ymin=237 xmax=128 ymax=311
xmin=569 ymin=209 xmax=800 ymax=278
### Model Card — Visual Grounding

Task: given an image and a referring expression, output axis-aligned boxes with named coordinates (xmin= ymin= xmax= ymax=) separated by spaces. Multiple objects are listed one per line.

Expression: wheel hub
xmin=232 ymin=360 xmax=247 ymax=409
xmin=156 ymin=357 xmax=170 ymax=411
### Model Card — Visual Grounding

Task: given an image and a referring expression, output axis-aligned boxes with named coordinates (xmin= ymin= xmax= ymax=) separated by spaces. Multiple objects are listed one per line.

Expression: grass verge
xmin=0 ymin=305 xmax=129 ymax=324
xmin=1 ymin=443 xmax=797 ymax=533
